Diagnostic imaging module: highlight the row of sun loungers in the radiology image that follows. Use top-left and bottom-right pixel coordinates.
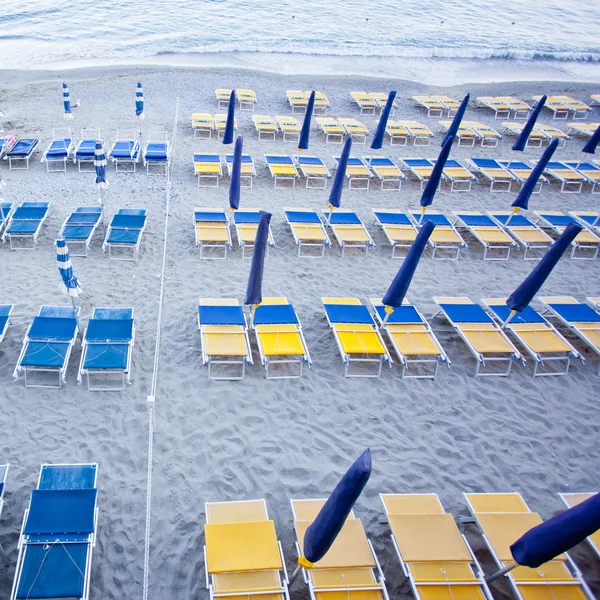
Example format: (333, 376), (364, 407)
(439, 120), (502, 147)
(350, 91), (398, 114)
(286, 90), (330, 113)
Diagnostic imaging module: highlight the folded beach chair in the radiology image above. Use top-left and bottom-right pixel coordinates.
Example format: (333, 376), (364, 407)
(78, 307), (135, 391)
(338, 118), (369, 144)
(307, 90), (330, 114)
(482, 298), (580, 376)
(10, 463), (98, 600)
(333, 156), (373, 190)
(439, 120), (478, 147)
(265, 154), (298, 188)
(371, 210), (418, 258)
(2, 201), (50, 251)
(475, 96), (513, 119)
(534, 211), (600, 259)
(143, 131), (170, 175)
(433, 297), (522, 376)
(567, 122), (600, 138)
(109, 130), (140, 173)
(293, 155), (331, 189)
(102, 208), (147, 261)
(385, 121), (411, 146)
(291, 498), (389, 600)
(275, 115), (301, 141)
(411, 211), (467, 259)
(13, 305), (80, 389)
(564, 162), (600, 193)
(370, 299), (449, 378)
(535, 123), (569, 147)
(0, 202), (13, 236)
(468, 158), (515, 192)
(287, 90), (308, 113)
(203, 499), (289, 600)
(191, 113), (214, 138)
(442, 160), (476, 192)
(251, 298), (311, 378)
(488, 212), (553, 259)
(412, 96), (447, 117)
(371, 92), (398, 114)
(216, 88), (256, 111)
(322, 298), (391, 377)
(224, 153), (256, 187)
(5, 138), (39, 170)
(59, 206), (103, 257)
(233, 209), (275, 259)
(41, 128), (75, 173)
(400, 158), (436, 189)
(569, 211), (600, 234)
(534, 95), (591, 120)
(544, 161), (586, 193)
(0, 135), (16, 159)
(454, 212), (515, 260)
(252, 115), (279, 141)
(380, 493), (492, 600)
(498, 160), (548, 193)
(316, 117), (345, 143)
(193, 153), (222, 187)
(500, 122), (546, 148)
(364, 156), (406, 190)
(214, 114), (238, 140)
(0, 464), (7, 517)
(350, 91), (377, 115)
(559, 494), (600, 558)
(539, 296), (600, 374)
(464, 492), (595, 600)
(194, 209), (232, 259)
(284, 208), (331, 257)
(74, 128), (101, 172)
(463, 121), (502, 147)
(396, 121), (434, 146)
(0, 304), (13, 343)
(197, 299), (253, 379)
(323, 209), (375, 257)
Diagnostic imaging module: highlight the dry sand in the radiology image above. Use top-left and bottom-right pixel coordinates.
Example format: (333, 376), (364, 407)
(0, 66), (599, 600)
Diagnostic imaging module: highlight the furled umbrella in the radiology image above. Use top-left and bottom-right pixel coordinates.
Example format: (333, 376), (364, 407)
(62, 82), (75, 119)
(136, 82), (145, 120)
(94, 141), (108, 218)
(0, 174), (5, 190)
(327, 136), (352, 224)
(507, 94), (547, 166)
(223, 90), (236, 145)
(298, 91), (316, 151)
(244, 211), (271, 325)
(229, 136), (243, 211)
(370, 90), (397, 154)
(441, 93), (470, 147)
(576, 124), (600, 168)
(56, 237), (82, 325)
(418, 135), (454, 223)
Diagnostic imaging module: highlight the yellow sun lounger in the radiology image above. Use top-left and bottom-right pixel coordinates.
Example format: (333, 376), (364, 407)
(193, 153), (223, 187)
(500, 122), (546, 148)
(534, 211), (600, 259)
(462, 121), (502, 147)
(370, 92), (398, 114)
(468, 158), (515, 192)
(380, 493), (492, 600)
(251, 298), (311, 379)
(567, 122), (600, 137)
(559, 494), (600, 558)
(275, 116), (301, 142)
(396, 121), (434, 146)
(534, 123), (569, 148)
(533, 95), (590, 120)
(214, 114), (238, 140)
(253, 115), (279, 141)
(564, 162), (600, 193)
(570, 211), (600, 235)
(216, 88), (257, 111)
(204, 499), (289, 600)
(475, 96), (513, 119)
(497, 96), (532, 119)
(488, 212), (553, 259)
(232, 209), (276, 259)
(192, 113), (214, 138)
(482, 298), (581, 376)
(291, 498), (390, 600)
(439, 120), (478, 147)
(264, 154), (299, 188)
(225, 154), (256, 188)
(306, 91), (330, 114)
(498, 161), (548, 194)
(322, 298), (391, 377)
(433, 297), (522, 376)
(412, 96), (449, 118)
(323, 209), (375, 257)
(351, 92), (378, 115)
(287, 90), (308, 113)
(385, 121), (411, 146)
(441, 160), (477, 192)
(370, 299), (449, 379)
(372, 210), (418, 258)
(333, 156), (373, 190)
(544, 162), (586, 193)
(284, 208), (331, 257)
(432, 95), (461, 115)
(198, 299), (253, 379)
(338, 118), (369, 144)
(293, 156), (332, 189)
(591, 95), (600, 107)
(410, 211), (467, 259)
(464, 492), (594, 600)
(316, 117), (345, 144)
(194, 208), (232, 259)
(454, 212), (516, 260)
(399, 158), (436, 189)
(363, 157), (406, 190)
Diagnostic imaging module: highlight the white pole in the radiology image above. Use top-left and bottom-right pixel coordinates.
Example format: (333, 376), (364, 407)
(501, 310), (516, 329)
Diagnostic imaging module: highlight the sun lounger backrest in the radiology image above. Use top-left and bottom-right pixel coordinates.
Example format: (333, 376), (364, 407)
(546, 303), (600, 323)
(486, 304), (546, 324)
(86, 319), (134, 342)
(373, 305), (424, 324)
(254, 304), (299, 325)
(25, 489), (97, 535)
(373, 212), (412, 225)
(39, 464), (97, 490)
(28, 317), (77, 341)
(323, 304), (374, 324)
(285, 210), (321, 223)
(439, 303), (494, 323)
(325, 212), (362, 225)
(198, 305), (246, 325)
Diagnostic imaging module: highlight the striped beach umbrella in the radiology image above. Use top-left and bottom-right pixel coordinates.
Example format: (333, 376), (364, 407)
(298, 91), (315, 151)
(0, 174), (5, 190)
(94, 141), (107, 212)
(63, 82), (74, 119)
(223, 90), (236, 145)
(56, 237), (82, 299)
(136, 82), (145, 120)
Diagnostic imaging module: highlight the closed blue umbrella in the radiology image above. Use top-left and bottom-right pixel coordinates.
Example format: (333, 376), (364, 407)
(136, 82), (145, 120)
(298, 91), (315, 151)
(370, 91), (397, 151)
(62, 82), (74, 120)
(244, 211), (271, 323)
(56, 237), (81, 324)
(509, 94), (547, 162)
(229, 136), (243, 211)
(292, 449), (371, 583)
(577, 124), (600, 167)
(419, 135), (453, 222)
(223, 90), (236, 145)
(328, 136), (352, 219)
(441, 93), (470, 147)
(94, 141), (107, 215)
(0, 174), (5, 190)
(487, 492), (600, 583)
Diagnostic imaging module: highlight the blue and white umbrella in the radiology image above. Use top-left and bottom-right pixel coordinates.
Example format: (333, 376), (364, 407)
(0, 174), (5, 190)
(136, 82), (145, 120)
(94, 141), (107, 214)
(56, 237), (81, 298)
(63, 82), (74, 119)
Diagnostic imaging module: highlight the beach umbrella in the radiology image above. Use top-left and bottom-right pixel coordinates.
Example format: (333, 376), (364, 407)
(223, 90), (236, 145)
(0, 174), (5, 190)
(244, 211), (271, 324)
(136, 82), (145, 120)
(290, 449), (371, 585)
(56, 237), (81, 324)
(62, 82), (74, 119)
(418, 135), (453, 223)
(441, 93), (470, 147)
(327, 136), (352, 223)
(229, 136), (243, 211)
(94, 141), (107, 216)
(487, 492), (600, 583)
(298, 91), (315, 151)
(370, 91), (397, 151)
(507, 95), (547, 166)
(502, 222), (582, 326)
(576, 124), (600, 167)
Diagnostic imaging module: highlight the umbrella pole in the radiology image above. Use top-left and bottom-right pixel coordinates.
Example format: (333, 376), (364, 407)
(576, 152), (586, 169)
(100, 188), (105, 225)
(288, 564), (302, 586)
(418, 207), (426, 226)
(504, 208), (519, 227)
(70, 297), (79, 329)
(326, 204), (334, 226)
(506, 150), (518, 169)
(381, 305), (394, 328)
(485, 562), (516, 584)
(501, 310), (516, 329)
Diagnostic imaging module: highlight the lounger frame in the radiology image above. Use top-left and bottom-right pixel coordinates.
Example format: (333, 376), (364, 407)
(284, 209), (331, 258)
(2, 202), (50, 251)
(323, 211), (375, 258)
(143, 130), (170, 176)
(0, 305), (13, 343)
(42, 128), (75, 173)
(6, 139), (39, 170)
(293, 156), (331, 190)
(534, 212), (600, 260)
(102, 209), (146, 261)
(110, 130), (141, 173)
(454, 212), (516, 260)
(74, 129), (102, 172)
(488, 212), (553, 260)
(59, 207), (103, 257)
(194, 209), (232, 259)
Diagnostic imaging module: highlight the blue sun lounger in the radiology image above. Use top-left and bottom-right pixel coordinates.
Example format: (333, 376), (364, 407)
(364, 156), (406, 190)
(194, 209), (231, 259)
(5, 138), (39, 170)
(534, 211), (600, 259)
(333, 156), (373, 190)
(371, 210), (418, 258)
(410, 211), (467, 259)
(13, 305), (80, 389)
(2, 201), (50, 250)
(42, 129), (75, 173)
(0, 202), (13, 235)
(78, 308), (135, 391)
(59, 207), (103, 258)
(284, 208), (331, 257)
(399, 158), (437, 190)
(499, 160), (548, 193)
(264, 154), (299, 188)
(233, 209), (275, 259)
(74, 130), (101, 172)
(0, 304), (14, 343)
(143, 132), (170, 176)
(293, 155), (331, 189)
(102, 208), (147, 261)
(564, 162), (600, 194)
(225, 154), (256, 188)
(468, 158), (514, 192)
(454, 211), (516, 260)
(109, 130), (140, 173)
(488, 212), (553, 259)
(322, 209), (375, 257)
(0, 136), (16, 159)
(10, 463), (98, 600)
(0, 464), (8, 517)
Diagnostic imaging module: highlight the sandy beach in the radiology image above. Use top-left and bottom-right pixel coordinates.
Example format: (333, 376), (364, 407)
(0, 65), (599, 600)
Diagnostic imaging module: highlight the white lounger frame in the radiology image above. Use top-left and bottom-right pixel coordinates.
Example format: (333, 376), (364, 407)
(110, 130), (141, 173)
(2, 207), (50, 251)
(285, 209), (331, 258)
(42, 128), (75, 173)
(75, 128), (102, 172)
(534, 212), (600, 260)
(194, 209), (232, 260)
(454, 213), (516, 261)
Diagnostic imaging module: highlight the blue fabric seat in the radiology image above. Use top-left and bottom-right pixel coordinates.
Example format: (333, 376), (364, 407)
(373, 211), (412, 225)
(198, 305), (245, 326)
(324, 304), (375, 325)
(439, 303), (494, 323)
(254, 304), (299, 325)
(285, 210), (321, 224)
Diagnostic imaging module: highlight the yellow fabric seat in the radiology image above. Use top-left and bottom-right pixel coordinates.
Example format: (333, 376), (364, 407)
(386, 124), (410, 136)
(481, 168), (512, 179)
(203, 326), (250, 357)
(301, 165), (329, 175)
(291, 224), (327, 241)
(385, 225), (417, 242)
(346, 166), (370, 176)
(333, 225), (370, 243)
(270, 165), (297, 175)
(214, 571), (283, 592)
(470, 227), (512, 243)
(373, 166), (402, 178)
(196, 223), (230, 242)
(572, 324), (600, 347)
(510, 325), (573, 353)
(195, 163), (221, 174)
(512, 562), (578, 583)
(415, 585), (485, 600)
(466, 493), (529, 513)
(444, 167), (472, 179)
(236, 224), (259, 243)
(409, 563), (479, 583)
(240, 164), (255, 175)
(549, 169), (583, 180)
(381, 494), (444, 515)
(457, 324), (515, 353)
(413, 167), (434, 177)
(310, 568), (377, 588)
(431, 229), (462, 244)
(509, 227), (552, 244)
(206, 500), (267, 523)
(581, 169), (600, 181)
(292, 498), (332, 520)
(333, 324), (386, 355)
(387, 325), (442, 356)
(256, 326), (305, 356)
